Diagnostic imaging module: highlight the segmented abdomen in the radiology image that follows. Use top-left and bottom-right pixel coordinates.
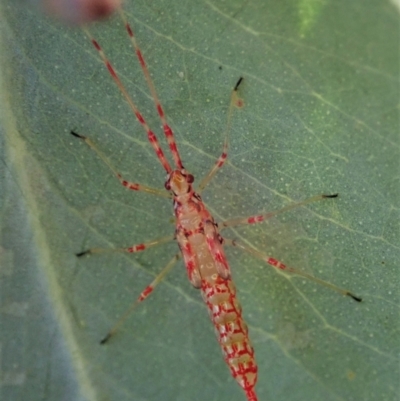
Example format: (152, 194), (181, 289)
(201, 274), (258, 396)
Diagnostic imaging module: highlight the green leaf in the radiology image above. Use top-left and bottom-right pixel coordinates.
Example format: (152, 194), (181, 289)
(1, 1), (398, 401)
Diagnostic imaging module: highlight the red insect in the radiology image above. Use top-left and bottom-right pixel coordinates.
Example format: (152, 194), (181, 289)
(71, 6), (361, 401)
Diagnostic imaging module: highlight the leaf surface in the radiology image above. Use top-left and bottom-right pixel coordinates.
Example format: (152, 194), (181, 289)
(1, 1), (398, 401)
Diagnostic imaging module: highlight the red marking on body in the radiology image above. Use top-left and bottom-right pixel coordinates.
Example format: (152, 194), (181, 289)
(136, 50), (145, 67)
(139, 286), (153, 301)
(206, 237), (214, 251)
(248, 215), (263, 224)
(217, 153), (227, 167)
(92, 39), (101, 51)
(156, 148), (165, 160)
(246, 389), (258, 401)
(126, 23), (133, 37)
(187, 260), (195, 272)
(170, 142), (178, 154)
(164, 125), (173, 137)
(129, 183), (139, 190)
(157, 105), (165, 118)
(105, 62), (117, 79)
(135, 111), (145, 124)
(215, 252), (224, 264)
(268, 257), (286, 270)
(131, 244), (145, 252)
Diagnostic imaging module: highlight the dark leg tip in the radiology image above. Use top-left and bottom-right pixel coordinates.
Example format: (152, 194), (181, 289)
(348, 293), (362, 302)
(76, 250), (90, 257)
(100, 333), (112, 345)
(234, 77), (244, 91)
(323, 193), (339, 198)
(70, 130), (85, 139)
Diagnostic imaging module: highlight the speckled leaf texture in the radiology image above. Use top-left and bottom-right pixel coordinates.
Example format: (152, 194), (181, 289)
(1, 1), (398, 401)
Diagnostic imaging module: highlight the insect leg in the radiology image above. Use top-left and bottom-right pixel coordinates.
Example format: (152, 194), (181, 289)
(70, 131), (171, 198)
(197, 77), (244, 193)
(100, 253), (181, 344)
(220, 194), (338, 229)
(224, 238), (362, 302)
(76, 235), (174, 257)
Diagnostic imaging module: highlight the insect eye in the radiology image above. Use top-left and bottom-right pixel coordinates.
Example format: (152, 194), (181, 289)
(164, 181), (171, 190)
(187, 174), (194, 183)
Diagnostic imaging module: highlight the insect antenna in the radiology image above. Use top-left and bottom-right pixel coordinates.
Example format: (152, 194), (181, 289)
(82, 25), (173, 173)
(117, 8), (184, 170)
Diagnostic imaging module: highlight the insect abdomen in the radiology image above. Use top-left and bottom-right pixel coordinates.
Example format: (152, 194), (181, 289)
(201, 275), (258, 395)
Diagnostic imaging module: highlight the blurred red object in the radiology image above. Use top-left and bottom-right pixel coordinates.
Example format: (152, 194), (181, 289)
(41, 0), (120, 25)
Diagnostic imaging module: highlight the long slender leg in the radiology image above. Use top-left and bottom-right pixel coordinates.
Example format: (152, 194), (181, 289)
(83, 28), (173, 173)
(224, 238), (361, 302)
(220, 194), (338, 230)
(76, 235), (174, 257)
(118, 9), (184, 169)
(197, 77), (244, 193)
(100, 253), (181, 344)
(71, 131), (171, 198)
